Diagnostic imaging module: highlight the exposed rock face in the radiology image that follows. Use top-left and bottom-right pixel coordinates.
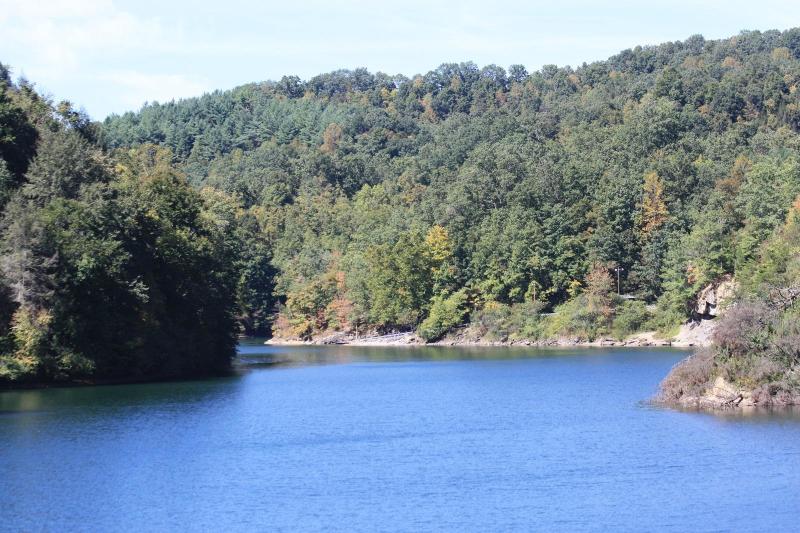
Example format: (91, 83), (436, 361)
(674, 376), (756, 409)
(702, 376), (756, 408)
(672, 318), (716, 347)
(695, 274), (737, 318)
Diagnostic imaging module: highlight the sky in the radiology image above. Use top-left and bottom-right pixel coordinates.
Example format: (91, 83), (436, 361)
(1, 0), (800, 119)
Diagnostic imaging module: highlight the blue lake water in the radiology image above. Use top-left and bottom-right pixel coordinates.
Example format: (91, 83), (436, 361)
(2, 343), (800, 532)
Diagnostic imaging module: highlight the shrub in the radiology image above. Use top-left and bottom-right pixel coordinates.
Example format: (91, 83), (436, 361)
(645, 306), (686, 336)
(468, 300), (546, 341)
(707, 300), (800, 391)
(612, 300), (652, 339)
(418, 289), (469, 342)
(469, 301), (512, 341)
(657, 348), (714, 403)
(712, 299), (776, 360)
(546, 296), (610, 341)
(507, 300), (546, 340)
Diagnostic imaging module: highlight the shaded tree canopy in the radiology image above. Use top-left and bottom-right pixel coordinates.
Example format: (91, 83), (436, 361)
(0, 65), (270, 383)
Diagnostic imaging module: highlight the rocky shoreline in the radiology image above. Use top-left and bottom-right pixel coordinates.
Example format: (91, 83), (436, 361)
(265, 318), (716, 349)
(660, 374), (800, 411)
(656, 349), (800, 411)
(667, 375), (758, 409)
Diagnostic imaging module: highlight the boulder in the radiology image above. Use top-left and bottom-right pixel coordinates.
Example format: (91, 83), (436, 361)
(708, 376), (739, 400)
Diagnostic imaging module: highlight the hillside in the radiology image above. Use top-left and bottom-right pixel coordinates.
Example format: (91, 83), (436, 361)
(101, 29), (800, 345)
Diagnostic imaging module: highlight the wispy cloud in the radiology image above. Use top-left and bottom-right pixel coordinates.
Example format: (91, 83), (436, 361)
(0, 0), (208, 116)
(2, 0), (165, 69)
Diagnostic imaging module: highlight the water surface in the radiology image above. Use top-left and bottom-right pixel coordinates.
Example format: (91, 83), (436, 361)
(2, 343), (799, 531)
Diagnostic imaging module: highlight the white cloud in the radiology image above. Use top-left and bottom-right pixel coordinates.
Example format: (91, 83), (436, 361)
(0, 0), (208, 116)
(1, 0), (166, 68)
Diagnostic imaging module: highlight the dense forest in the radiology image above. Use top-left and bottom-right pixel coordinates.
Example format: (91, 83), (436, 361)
(101, 29), (800, 340)
(3, 28), (800, 386)
(0, 65), (272, 383)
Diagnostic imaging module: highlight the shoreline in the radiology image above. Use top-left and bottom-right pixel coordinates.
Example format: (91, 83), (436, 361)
(2, 322), (713, 391)
(658, 361), (800, 411)
(265, 322), (713, 349)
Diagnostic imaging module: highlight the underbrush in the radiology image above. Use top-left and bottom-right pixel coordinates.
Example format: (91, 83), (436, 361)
(544, 296), (654, 341)
(468, 301), (546, 342)
(543, 297), (604, 341)
(612, 300), (652, 339)
(464, 296), (656, 344)
(657, 348), (715, 403)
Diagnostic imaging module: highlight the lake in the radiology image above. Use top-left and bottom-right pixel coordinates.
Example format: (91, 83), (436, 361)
(2, 343), (800, 532)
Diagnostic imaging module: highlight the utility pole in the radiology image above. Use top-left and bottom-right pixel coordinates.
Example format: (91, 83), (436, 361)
(614, 266), (624, 295)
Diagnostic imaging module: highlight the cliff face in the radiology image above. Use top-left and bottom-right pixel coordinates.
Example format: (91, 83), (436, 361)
(670, 276), (737, 348)
(694, 275), (737, 319)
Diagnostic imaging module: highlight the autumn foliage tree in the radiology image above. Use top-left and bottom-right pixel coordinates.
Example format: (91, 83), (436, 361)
(640, 172), (668, 237)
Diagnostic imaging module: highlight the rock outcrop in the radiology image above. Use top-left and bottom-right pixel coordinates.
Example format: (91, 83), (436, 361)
(675, 376), (756, 409)
(702, 376), (756, 408)
(671, 318), (716, 347)
(668, 276), (736, 347)
(694, 274), (737, 318)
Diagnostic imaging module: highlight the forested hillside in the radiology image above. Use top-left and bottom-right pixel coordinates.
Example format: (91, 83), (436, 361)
(101, 29), (800, 343)
(0, 66), (272, 383)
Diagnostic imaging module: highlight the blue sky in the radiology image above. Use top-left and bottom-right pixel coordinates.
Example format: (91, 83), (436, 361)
(2, 0), (800, 119)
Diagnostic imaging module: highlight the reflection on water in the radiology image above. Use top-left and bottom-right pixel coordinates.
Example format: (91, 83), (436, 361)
(673, 404), (800, 422)
(0, 374), (239, 414)
(238, 340), (800, 423)
(237, 338), (689, 366)
(2, 343), (800, 531)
